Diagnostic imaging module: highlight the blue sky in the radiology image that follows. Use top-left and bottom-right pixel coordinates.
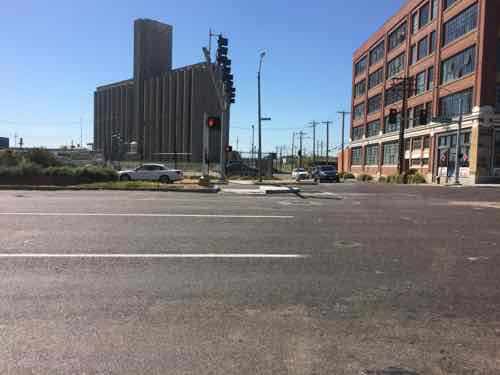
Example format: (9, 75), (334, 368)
(0, 0), (405, 153)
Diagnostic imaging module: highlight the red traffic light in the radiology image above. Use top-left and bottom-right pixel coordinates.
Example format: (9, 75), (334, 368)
(207, 116), (221, 128)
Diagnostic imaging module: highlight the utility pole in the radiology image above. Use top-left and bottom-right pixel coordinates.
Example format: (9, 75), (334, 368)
(337, 112), (350, 173)
(291, 132), (296, 170)
(257, 52), (265, 182)
(236, 136), (239, 152)
(251, 124), (255, 166)
(454, 98), (464, 185)
(14, 133), (18, 149)
(298, 131), (306, 168)
(322, 121), (332, 165)
(392, 77), (413, 175)
(309, 121), (319, 165)
(80, 117), (83, 148)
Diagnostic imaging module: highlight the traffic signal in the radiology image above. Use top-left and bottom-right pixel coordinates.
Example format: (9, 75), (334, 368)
(389, 109), (398, 125)
(225, 145), (233, 152)
(207, 116), (221, 129)
(418, 109), (427, 125)
(216, 34), (236, 105)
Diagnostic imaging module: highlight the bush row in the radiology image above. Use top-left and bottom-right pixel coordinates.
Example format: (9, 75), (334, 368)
(379, 172), (427, 184)
(0, 165), (117, 185)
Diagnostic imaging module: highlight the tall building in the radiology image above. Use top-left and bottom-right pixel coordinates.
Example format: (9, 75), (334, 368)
(0, 137), (9, 149)
(94, 19), (227, 162)
(349, 0), (500, 184)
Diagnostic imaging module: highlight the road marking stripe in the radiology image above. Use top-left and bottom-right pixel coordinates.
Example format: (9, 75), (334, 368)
(0, 253), (308, 259)
(0, 213), (294, 219)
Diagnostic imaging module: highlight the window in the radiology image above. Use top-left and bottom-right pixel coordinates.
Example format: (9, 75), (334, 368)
(423, 135), (431, 149)
(444, 0), (459, 10)
(427, 66), (434, 90)
(443, 4), (478, 46)
(368, 68), (384, 90)
(384, 113), (401, 133)
(388, 23), (407, 51)
(351, 147), (362, 165)
(429, 31), (437, 54)
(366, 121), (381, 137)
(426, 102), (433, 123)
(408, 107), (415, 128)
(385, 83), (403, 106)
(441, 45), (476, 84)
(387, 53), (405, 79)
(431, 0), (438, 20)
(419, 3), (430, 29)
(365, 144), (379, 165)
(496, 85), (500, 112)
(368, 94), (382, 114)
(355, 56), (368, 77)
(415, 71), (426, 96)
(417, 36), (429, 60)
(354, 80), (366, 98)
(413, 137), (423, 151)
(413, 103), (426, 126)
(353, 102), (365, 120)
(352, 126), (364, 140)
(410, 44), (418, 65)
(383, 141), (399, 165)
(412, 13), (419, 34)
(370, 41), (385, 66)
(440, 88), (473, 118)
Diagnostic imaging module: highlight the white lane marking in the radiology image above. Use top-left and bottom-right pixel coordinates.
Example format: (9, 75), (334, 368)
(0, 213), (293, 219)
(0, 253), (308, 259)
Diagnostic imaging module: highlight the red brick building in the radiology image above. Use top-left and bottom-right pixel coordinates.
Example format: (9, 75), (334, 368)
(348, 0), (500, 184)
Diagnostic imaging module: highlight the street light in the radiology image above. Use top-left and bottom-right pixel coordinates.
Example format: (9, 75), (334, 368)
(257, 51), (266, 182)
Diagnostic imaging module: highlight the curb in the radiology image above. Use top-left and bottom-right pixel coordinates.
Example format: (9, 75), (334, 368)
(0, 185), (221, 194)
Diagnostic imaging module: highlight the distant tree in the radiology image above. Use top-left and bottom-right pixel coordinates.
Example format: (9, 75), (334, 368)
(25, 148), (60, 168)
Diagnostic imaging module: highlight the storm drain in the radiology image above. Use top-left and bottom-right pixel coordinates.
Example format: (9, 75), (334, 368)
(362, 368), (419, 375)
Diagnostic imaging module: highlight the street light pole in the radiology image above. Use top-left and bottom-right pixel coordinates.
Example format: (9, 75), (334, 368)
(257, 51), (266, 182)
(251, 124), (255, 166)
(454, 98), (463, 185)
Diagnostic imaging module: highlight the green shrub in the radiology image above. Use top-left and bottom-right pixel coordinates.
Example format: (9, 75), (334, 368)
(407, 172), (427, 184)
(339, 172), (355, 179)
(378, 176), (387, 183)
(25, 149), (60, 168)
(356, 173), (373, 182)
(0, 150), (21, 167)
(46, 165), (117, 183)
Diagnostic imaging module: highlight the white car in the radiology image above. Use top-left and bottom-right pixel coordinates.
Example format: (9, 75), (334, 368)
(292, 168), (309, 180)
(118, 164), (183, 183)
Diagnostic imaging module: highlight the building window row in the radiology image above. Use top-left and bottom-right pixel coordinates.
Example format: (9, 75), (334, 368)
(368, 68), (384, 90)
(384, 113), (401, 134)
(439, 87), (473, 118)
(355, 56), (368, 77)
(444, 0), (460, 11)
(388, 22), (408, 52)
(351, 147), (362, 165)
(443, 3), (478, 46)
(385, 83), (404, 106)
(353, 102), (365, 120)
(383, 141), (399, 165)
(411, 31), (436, 65)
(441, 45), (475, 84)
(354, 80), (366, 98)
(412, 1), (432, 34)
(367, 94), (382, 114)
(408, 102), (433, 127)
(387, 52), (406, 79)
(352, 126), (364, 141)
(366, 120), (381, 138)
(370, 40), (385, 66)
(410, 66), (434, 97)
(365, 144), (379, 165)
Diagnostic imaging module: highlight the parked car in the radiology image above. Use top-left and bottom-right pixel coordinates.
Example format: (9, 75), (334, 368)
(226, 162), (258, 177)
(292, 168), (309, 180)
(118, 163), (183, 183)
(310, 165), (339, 182)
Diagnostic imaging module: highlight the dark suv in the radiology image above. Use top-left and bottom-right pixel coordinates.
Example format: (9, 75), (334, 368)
(311, 165), (339, 183)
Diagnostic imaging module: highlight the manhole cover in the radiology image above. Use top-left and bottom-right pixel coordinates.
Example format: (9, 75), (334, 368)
(362, 368), (419, 375)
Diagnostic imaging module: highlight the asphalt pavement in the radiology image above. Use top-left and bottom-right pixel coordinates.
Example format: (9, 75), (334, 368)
(0, 185), (500, 374)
